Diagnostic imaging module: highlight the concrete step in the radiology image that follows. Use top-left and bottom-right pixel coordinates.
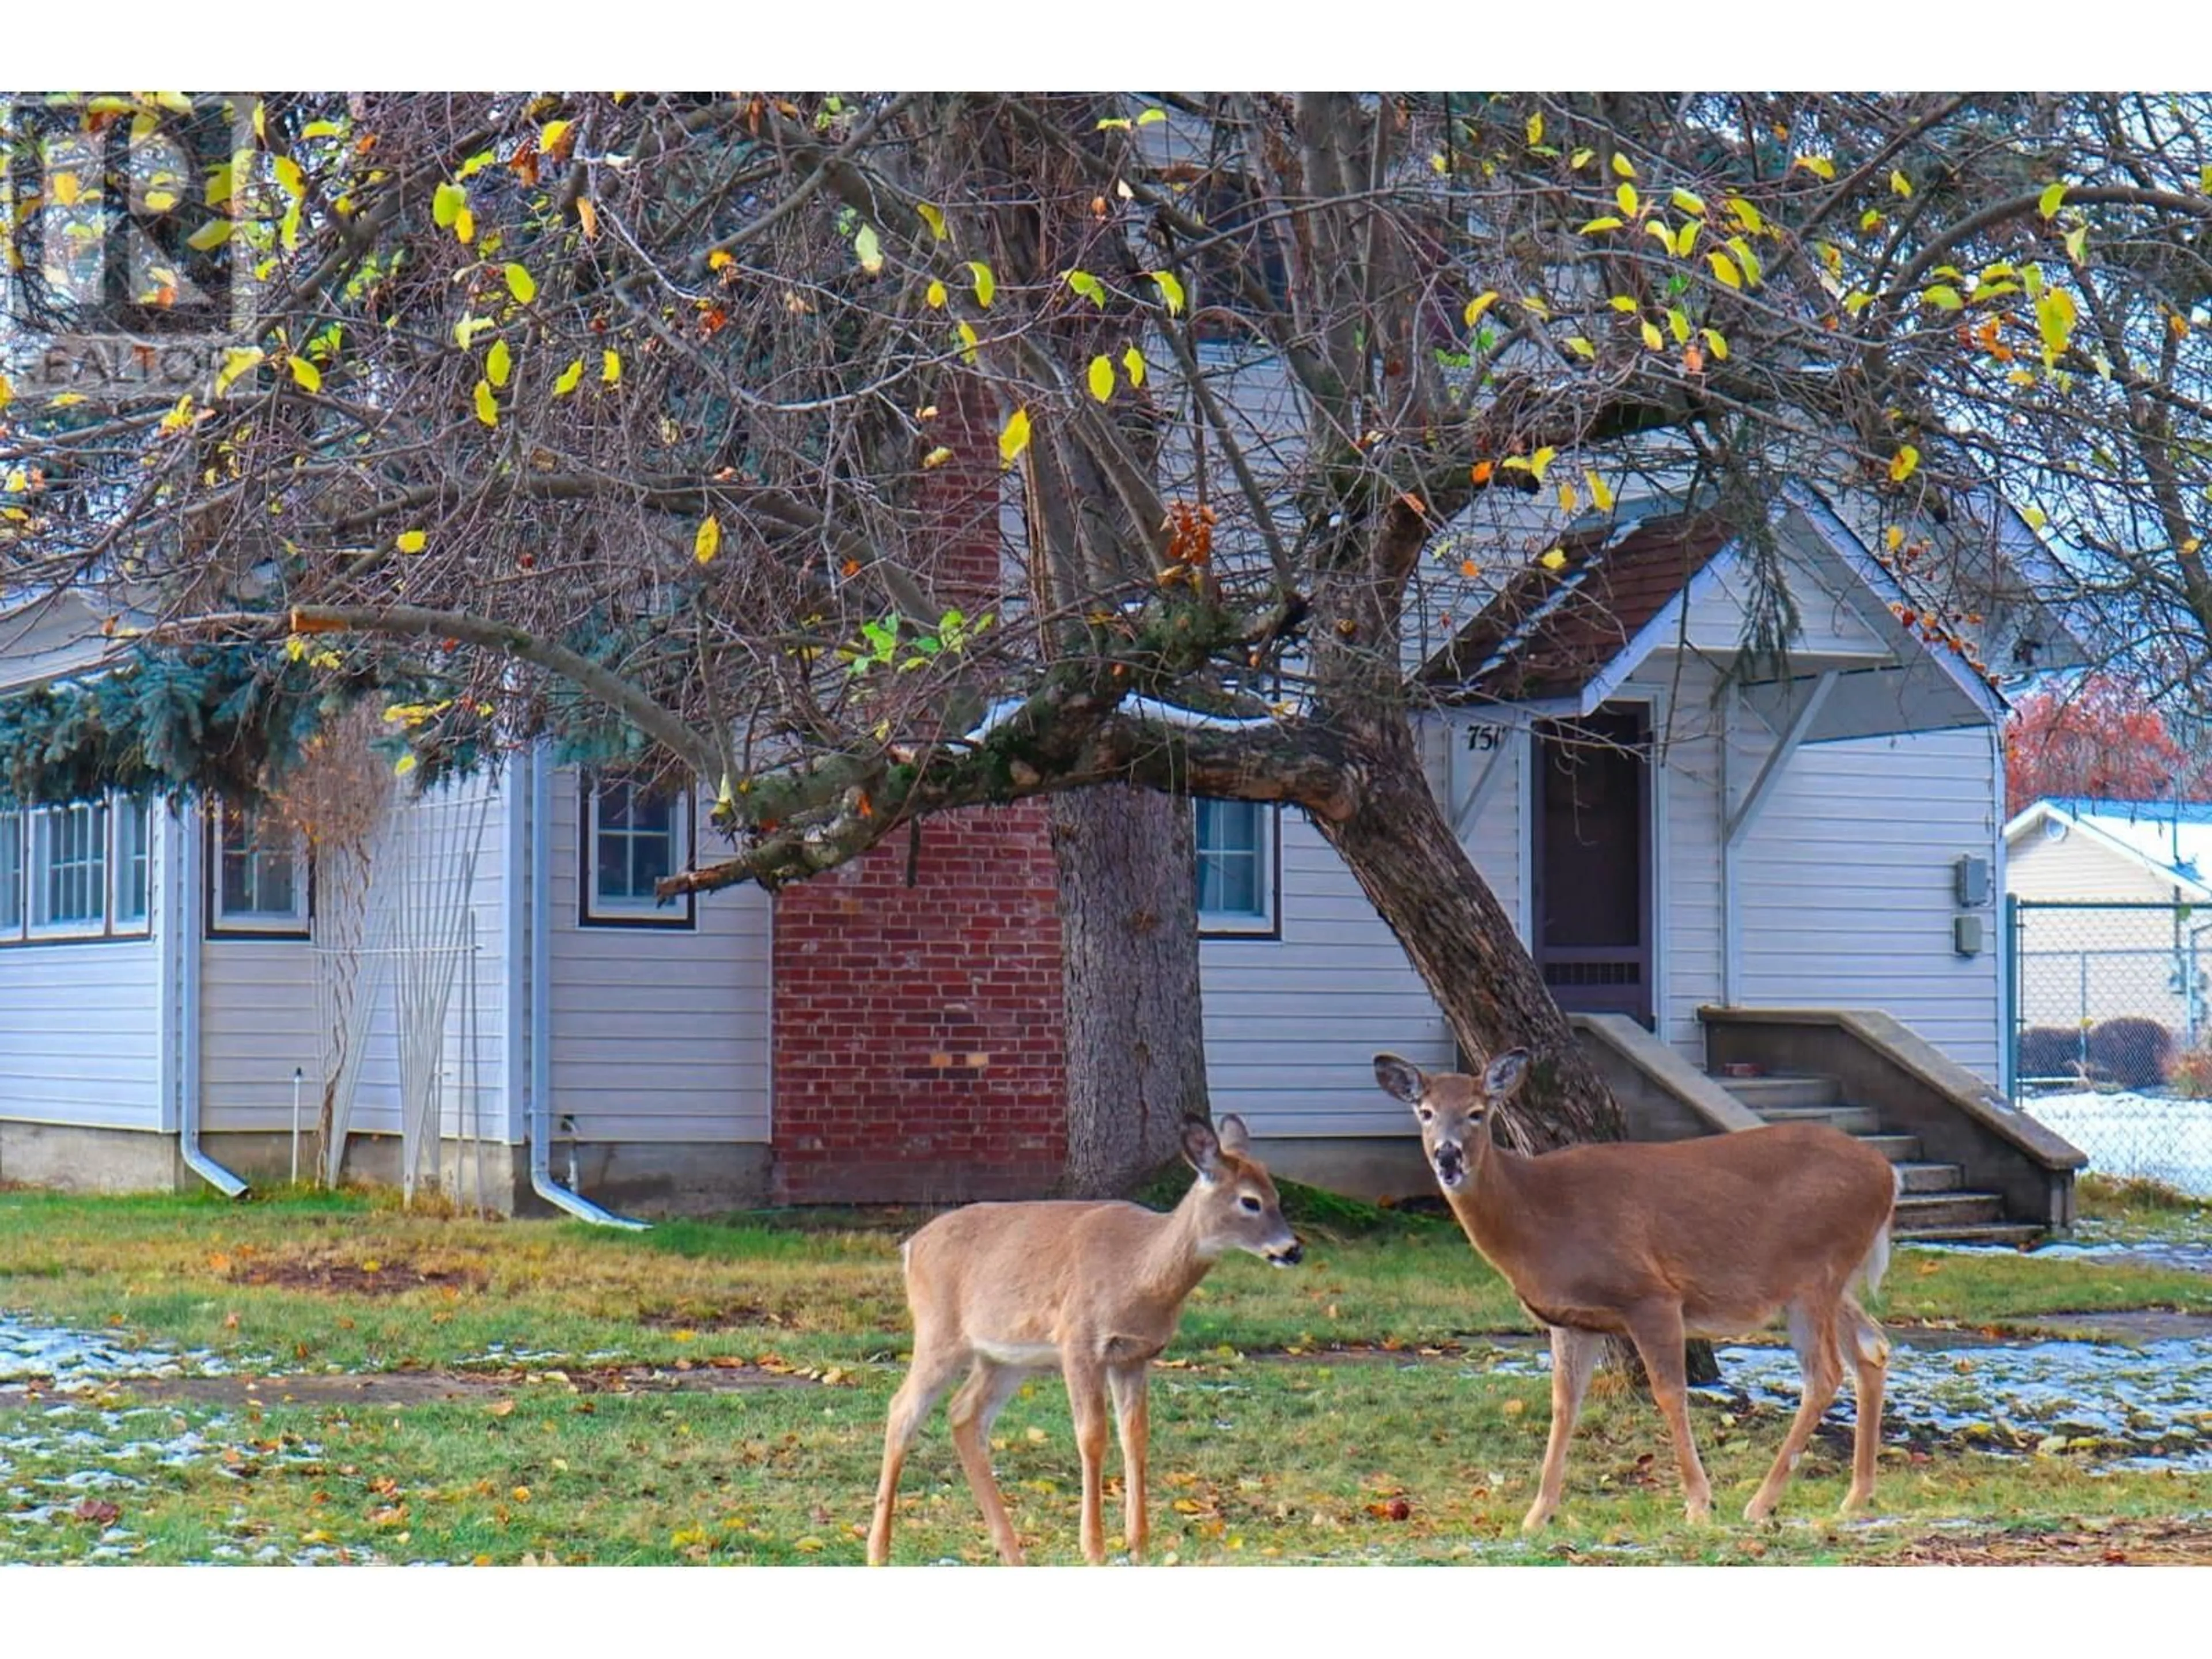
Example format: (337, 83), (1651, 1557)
(1856, 1132), (1925, 1163)
(1754, 1104), (1883, 1136)
(1891, 1222), (2048, 1249)
(1713, 1073), (1842, 1111)
(1893, 1191), (2006, 1231)
(1894, 1161), (1965, 1194)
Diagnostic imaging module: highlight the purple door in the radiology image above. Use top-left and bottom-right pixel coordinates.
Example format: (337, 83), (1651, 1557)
(1531, 703), (1654, 1028)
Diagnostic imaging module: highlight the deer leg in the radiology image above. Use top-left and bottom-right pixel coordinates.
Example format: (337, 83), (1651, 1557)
(1522, 1325), (1605, 1532)
(1839, 1295), (1890, 1514)
(1107, 1362), (1152, 1560)
(1745, 1297), (1846, 1524)
(1624, 1302), (1713, 1525)
(868, 1339), (969, 1566)
(946, 1359), (1029, 1566)
(1062, 1354), (1113, 1565)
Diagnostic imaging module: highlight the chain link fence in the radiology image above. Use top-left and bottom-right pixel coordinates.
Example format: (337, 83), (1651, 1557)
(2009, 898), (2212, 1195)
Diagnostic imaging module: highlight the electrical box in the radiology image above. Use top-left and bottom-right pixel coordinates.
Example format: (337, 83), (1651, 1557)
(1954, 914), (1984, 957)
(1953, 854), (1991, 908)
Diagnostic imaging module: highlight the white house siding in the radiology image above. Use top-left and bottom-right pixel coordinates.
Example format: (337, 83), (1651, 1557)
(2006, 825), (2202, 1039)
(544, 768), (771, 1144)
(1731, 721), (2004, 1079)
(1643, 668), (1728, 1060)
(200, 768), (512, 1141)
(2006, 823), (2191, 903)
(0, 842), (166, 1132)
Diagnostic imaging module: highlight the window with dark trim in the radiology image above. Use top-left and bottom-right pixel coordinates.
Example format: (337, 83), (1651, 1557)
(1194, 798), (1278, 936)
(209, 800), (310, 935)
(582, 778), (696, 928)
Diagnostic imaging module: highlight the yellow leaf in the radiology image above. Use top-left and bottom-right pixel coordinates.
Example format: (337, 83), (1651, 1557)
(1149, 270), (1185, 316)
(1727, 196), (1765, 235)
(214, 347), (263, 396)
(274, 155), (305, 200)
(1885, 525), (1905, 552)
(854, 225), (883, 275)
(486, 338), (512, 388)
(1673, 221), (1699, 259)
(503, 263), (537, 304)
(1890, 169), (1913, 199)
(968, 261), (997, 308)
(1464, 290), (1499, 325)
(1539, 547), (1568, 570)
(2022, 505), (2048, 530)
(1527, 112), (1543, 146)
(1924, 285), (1964, 310)
(1616, 181), (1639, 217)
(708, 248), (734, 272)
(922, 446), (954, 469)
(1670, 187), (1707, 217)
(1640, 319), (1664, 351)
(397, 529), (427, 554)
(1558, 481), (1578, 513)
(474, 378), (498, 427)
(1578, 217), (1624, 235)
(1700, 327), (1729, 361)
(1727, 237), (1763, 287)
(1066, 269), (1106, 307)
(1706, 251), (1742, 289)
(1889, 444), (1920, 483)
(916, 201), (948, 241)
(1666, 307), (1691, 344)
(395, 753), (418, 778)
(286, 355), (321, 393)
(1608, 294), (1639, 312)
(540, 118), (573, 156)
(553, 358), (583, 397)
(1586, 470), (1615, 512)
(1136, 107), (1166, 126)
(1795, 154), (1836, 180)
(926, 278), (947, 309)
(601, 349), (622, 386)
(1611, 152), (1636, 180)
(998, 407), (1031, 469)
(1123, 346), (1146, 388)
(1088, 354), (1115, 402)
(956, 320), (979, 366)
(1565, 336), (1596, 359)
(695, 515), (722, 565)
(576, 199), (597, 240)
(1520, 294), (1552, 321)
(1527, 446), (1556, 483)
(1570, 147), (1594, 168)
(2039, 181), (2068, 220)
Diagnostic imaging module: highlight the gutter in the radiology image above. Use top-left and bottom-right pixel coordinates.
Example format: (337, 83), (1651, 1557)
(525, 742), (647, 1230)
(176, 803), (248, 1198)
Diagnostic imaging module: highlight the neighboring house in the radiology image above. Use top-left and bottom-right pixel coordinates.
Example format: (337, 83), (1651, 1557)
(1, 477), (2075, 1221)
(2004, 796), (2212, 1055)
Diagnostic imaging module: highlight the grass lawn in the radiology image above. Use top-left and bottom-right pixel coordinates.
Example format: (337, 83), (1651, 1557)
(4, 1178), (2210, 1566)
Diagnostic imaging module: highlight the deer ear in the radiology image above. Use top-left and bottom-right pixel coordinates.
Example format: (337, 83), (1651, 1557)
(1180, 1119), (1225, 1179)
(1484, 1047), (1532, 1101)
(1214, 1113), (1251, 1157)
(1373, 1052), (1426, 1105)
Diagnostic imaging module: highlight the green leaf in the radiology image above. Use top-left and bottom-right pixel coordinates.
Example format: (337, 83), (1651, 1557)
(186, 219), (233, 252)
(2039, 181), (2069, 219)
(552, 358), (583, 397)
(1088, 354), (1115, 402)
(433, 181), (467, 229)
(854, 224), (884, 275)
(968, 261), (996, 308)
(1137, 107), (1168, 126)
(486, 338), (512, 388)
(1924, 285), (1964, 310)
(998, 407), (1031, 469)
(286, 355), (321, 393)
(1149, 270), (1185, 316)
(1066, 269), (1107, 308)
(503, 263), (537, 304)
(473, 378), (498, 427)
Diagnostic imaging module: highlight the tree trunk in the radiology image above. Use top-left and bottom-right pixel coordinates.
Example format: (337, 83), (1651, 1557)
(1050, 783), (1212, 1196)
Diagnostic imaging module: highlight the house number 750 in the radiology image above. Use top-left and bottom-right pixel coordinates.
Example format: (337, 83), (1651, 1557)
(1465, 726), (1502, 752)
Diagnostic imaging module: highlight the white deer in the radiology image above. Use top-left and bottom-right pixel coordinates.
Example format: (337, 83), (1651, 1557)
(867, 1115), (1302, 1566)
(1374, 1047), (1897, 1529)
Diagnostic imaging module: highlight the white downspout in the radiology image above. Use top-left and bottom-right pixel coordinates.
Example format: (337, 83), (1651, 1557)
(177, 802), (247, 1198)
(525, 743), (646, 1230)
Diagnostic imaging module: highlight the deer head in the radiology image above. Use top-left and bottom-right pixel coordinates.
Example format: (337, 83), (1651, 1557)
(1373, 1048), (1530, 1191)
(1181, 1115), (1303, 1266)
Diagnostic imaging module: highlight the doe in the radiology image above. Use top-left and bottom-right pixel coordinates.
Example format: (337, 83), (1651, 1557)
(867, 1115), (1302, 1566)
(1374, 1047), (1897, 1529)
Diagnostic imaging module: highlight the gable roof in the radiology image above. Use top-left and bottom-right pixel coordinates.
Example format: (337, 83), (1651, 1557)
(2004, 796), (2212, 899)
(1419, 509), (1737, 703)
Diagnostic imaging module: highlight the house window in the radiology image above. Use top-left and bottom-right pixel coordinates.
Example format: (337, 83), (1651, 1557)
(113, 797), (151, 927)
(0, 812), (20, 934)
(583, 778), (695, 927)
(29, 802), (108, 937)
(1195, 798), (1277, 935)
(210, 801), (310, 934)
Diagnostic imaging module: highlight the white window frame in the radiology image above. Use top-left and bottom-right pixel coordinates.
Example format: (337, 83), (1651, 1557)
(1194, 797), (1278, 937)
(112, 794), (152, 929)
(0, 810), (22, 938)
(208, 800), (311, 936)
(582, 777), (696, 929)
(26, 801), (111, 940)
(0, 794), (156, 945)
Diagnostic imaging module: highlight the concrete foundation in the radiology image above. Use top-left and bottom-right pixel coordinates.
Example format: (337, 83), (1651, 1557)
(1253, 1135), (1431, 1203)
(0, 1120), (182, 1194)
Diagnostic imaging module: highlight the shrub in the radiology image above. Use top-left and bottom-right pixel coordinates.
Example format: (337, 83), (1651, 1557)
(2167, 1041), (2212, 1100)
(2017, 1025), (2087, 1081)
(2085, 1017), (2175, 1092)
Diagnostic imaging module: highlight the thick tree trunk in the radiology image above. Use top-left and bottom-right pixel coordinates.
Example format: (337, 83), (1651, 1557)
(1050, 783), (1212, 1196)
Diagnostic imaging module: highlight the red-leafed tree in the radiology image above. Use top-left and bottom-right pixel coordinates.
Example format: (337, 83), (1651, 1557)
(2005, 676), (2212, 818)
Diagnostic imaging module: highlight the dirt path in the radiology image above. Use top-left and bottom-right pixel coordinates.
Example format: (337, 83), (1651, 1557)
(1887, 1517), (2212, 1564)
(1, 1358), (828, 1408)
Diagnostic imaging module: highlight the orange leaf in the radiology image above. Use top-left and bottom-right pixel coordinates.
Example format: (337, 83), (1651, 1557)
(1471, 460), (1495, 484)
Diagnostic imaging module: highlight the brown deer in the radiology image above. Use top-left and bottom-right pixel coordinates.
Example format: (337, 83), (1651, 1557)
(866, 1115), (1302, 1566)
(1373, 1047), (1897, 1529)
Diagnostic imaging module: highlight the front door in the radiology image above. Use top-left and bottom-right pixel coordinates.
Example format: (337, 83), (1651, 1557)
(1531, 703), (1654, 1027)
